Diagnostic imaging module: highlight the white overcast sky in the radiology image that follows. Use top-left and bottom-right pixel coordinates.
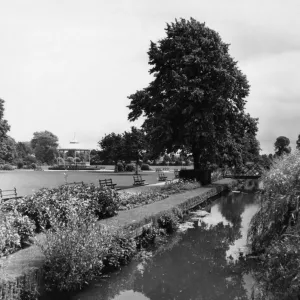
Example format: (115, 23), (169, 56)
(0, 0), (299, 154)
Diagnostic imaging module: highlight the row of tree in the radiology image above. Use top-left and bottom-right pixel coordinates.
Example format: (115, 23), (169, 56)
(1, 18), (262, 171)
(0, 98), (59, 166)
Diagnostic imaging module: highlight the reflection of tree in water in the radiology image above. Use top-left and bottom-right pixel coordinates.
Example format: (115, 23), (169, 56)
(219, 193), (256, 227)
(131, 222), (248, 300)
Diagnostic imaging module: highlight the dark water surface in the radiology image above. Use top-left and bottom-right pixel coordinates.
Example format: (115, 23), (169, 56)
(64, 191), (259, 300)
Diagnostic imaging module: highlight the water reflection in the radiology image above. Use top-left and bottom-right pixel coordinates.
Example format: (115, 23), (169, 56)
(68, 192), (259, 300)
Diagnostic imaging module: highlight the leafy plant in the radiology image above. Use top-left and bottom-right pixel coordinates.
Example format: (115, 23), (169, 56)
(0, 211), (35, 257)
(141, 163), (150, 170)
(125, 163), (136, 172)
(157, 211), (179, 233)
(40, 214), (110, 292)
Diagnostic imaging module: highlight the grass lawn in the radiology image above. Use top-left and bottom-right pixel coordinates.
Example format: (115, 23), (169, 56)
(0, 165), (192, 197)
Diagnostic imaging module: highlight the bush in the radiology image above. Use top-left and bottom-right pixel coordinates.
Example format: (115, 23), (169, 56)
(118, 190), (169, 210)
(136, 226), (158, 249)
(179, 169), (211, 185)
(141, 163), (150, 171)
(102, 232), (137, 272)
(211, 169), (224, 182)
(116, 162), (124, 172)
(247, 150), (300, 299)
(40, 214), (111, 292)
(125, 163), (136, 172)
(0, 164), (14, 170)
(157, 211), (179, 233)
(16, 160), (24, 169)
(0, 212), (35, 257)
(160, 180), (201, 194)
(2, 184), (119, 232)
(31, 163), (37, 169)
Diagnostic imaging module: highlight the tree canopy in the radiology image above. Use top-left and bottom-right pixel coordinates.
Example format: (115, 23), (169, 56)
(274, 136), (291, 156)
(128, 18), (258, 169)
(296, 134), (300, 150)
(31, 131), (59, 164)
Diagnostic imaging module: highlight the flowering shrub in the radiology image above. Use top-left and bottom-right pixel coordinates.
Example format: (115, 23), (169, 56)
(261, 151), (300, 195)
(0, 211), (35, 257)
(211, 169), (224, 182)
(160, 180), (201, 194)
(157, 211), (179, 233)
(40, 213), (112, 292)
(1, 184), (119, 233)
(118, 190), (169, 210)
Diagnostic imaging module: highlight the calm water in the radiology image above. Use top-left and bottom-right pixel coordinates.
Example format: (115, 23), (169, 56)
(60, 191), (259, 300)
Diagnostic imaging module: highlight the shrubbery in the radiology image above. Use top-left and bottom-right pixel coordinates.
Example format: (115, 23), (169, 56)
(0, 211), (35, 257)
(125, 163), (136, 172)
(41, 213), (111, 292)
(248, 151), (300, 299)
(116, 162), (124, 172)
(1, 184), (120, 233)
(157, 210), (179, 233)
(0, 164), (15, 170)
(141, 163), (150, 170)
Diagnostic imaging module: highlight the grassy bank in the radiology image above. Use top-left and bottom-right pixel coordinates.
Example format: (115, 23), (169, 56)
(247, 151), (300, 299)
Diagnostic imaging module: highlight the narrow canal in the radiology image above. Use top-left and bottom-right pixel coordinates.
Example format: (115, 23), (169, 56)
(48, 191), (260, 300)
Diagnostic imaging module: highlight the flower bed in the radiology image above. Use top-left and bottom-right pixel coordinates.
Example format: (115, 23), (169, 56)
(0, 180), (202, 258)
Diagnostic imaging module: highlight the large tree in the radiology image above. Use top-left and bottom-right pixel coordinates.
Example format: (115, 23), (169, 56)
(98, 133), (124, 172)
(31, 131), (59, 164)
(128, 18), (257, 170)
(123, 127), (148, 174)
(274, 136), (291, 157)
(0, 98), (11, 163)
(296, 134), (300, 150)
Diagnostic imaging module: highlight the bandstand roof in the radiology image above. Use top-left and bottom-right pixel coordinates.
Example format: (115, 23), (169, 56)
(58, 136), (91, 151)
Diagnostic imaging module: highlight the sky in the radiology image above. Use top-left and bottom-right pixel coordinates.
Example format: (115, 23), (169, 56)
(0, 0), (299, 154)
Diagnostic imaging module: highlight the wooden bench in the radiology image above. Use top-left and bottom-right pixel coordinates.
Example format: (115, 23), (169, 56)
(99, 179), (119, 190)
(158, 172), (168, 181)
(0, 188), (22, 203)
(133, 175), (147, 186)
(163, 167), (170, 171)
(155, 168), (162, 172)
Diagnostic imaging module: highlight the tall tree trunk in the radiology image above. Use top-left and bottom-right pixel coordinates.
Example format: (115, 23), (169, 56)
(193, 151), (201, 170)
(135, 158), (139, 174)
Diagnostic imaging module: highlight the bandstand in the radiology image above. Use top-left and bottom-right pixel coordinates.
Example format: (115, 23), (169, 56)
(57, 136), (91, 167)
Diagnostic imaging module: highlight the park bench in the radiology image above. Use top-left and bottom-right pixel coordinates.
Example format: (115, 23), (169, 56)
(99, 179), (119, 190)
(155, 168), (162, 172)
(158, 172), (168, 181)
(133, 175), (147, 186)
(163, 167), (170, 171)
(0, 188), (22, 203)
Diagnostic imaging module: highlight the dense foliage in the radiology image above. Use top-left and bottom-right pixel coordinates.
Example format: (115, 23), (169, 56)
(128, 18), (259, 169)
(0, 211), (35, 257)
(31, 131), (59, 165)
(248, 151), (300, 299)
(274, 136), (291, 157)
(1, 184), (120, 235)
